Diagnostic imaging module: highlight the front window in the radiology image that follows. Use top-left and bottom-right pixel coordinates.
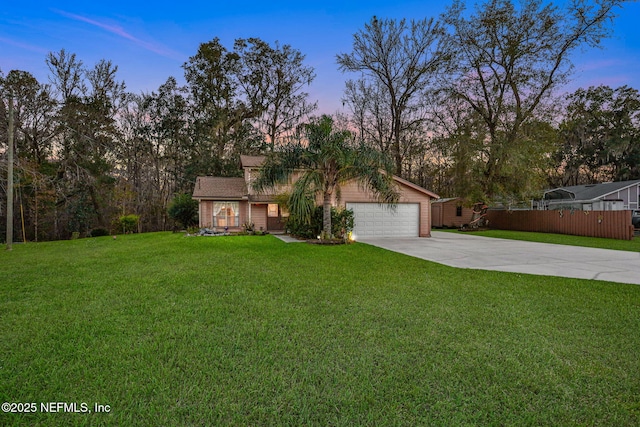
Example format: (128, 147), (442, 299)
(268, 204), (279, 217)
(213, 202), (239, 227)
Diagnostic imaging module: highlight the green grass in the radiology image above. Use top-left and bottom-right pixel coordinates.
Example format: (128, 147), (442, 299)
(440, 229), (640, 252)
(1, 233), (639, 426)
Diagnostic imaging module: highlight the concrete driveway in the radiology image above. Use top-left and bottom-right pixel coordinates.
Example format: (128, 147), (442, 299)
(359, 231), (640, 285)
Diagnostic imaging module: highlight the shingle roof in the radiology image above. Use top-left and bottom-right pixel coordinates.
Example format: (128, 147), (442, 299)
(240, 155), (265, 168)
(544, 180), (640, 201)
(192, 177), (247, 199)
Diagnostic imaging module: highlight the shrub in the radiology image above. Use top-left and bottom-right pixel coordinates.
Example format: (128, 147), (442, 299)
(90, 228), (110, 237)
(242, 221), (255, 234)
(119, 214), (140, 234)
(168, 194), (198, 229)
(286, 206), (354, 239)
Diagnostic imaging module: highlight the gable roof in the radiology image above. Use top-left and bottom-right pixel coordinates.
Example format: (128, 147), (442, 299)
(391, 175), (439, 199)
(544, 180), (640, 201)
(192, 177), (247, 199)
(240, 155), (265, 168)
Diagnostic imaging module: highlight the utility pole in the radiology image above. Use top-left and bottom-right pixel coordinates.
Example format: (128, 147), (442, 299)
(6, 93), (14, 250)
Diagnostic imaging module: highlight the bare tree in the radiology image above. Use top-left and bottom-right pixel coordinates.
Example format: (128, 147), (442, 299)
(235, 38), (317, 148)
(337, 16), (448, 177)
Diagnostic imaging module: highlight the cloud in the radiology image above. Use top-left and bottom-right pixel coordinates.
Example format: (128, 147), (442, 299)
(577, 59), (621, 73)
(52, 9), (183, 60)
(0, 36), (49, 54)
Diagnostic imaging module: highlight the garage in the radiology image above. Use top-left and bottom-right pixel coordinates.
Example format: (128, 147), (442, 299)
(346, 203), (420, 237)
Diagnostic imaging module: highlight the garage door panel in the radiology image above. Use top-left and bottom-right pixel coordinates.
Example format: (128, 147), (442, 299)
(347, 203), (419, 237)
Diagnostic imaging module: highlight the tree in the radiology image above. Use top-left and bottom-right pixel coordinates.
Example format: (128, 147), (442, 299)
(555, 85), (640, 185)
(1, 70), (57, 164)
(167, 193), (198, 229)
(251, 115), (399, 238)
(183, 37), (315, 177)
(235, 38), (317, 148)
(337, 16), (448, 177)
(440, 0), (624, 200)
(46, 49), (126, 237)
(0, 70), (58, 241)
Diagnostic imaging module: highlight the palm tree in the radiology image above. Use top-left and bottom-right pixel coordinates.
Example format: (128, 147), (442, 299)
(252, 115), (399, 238)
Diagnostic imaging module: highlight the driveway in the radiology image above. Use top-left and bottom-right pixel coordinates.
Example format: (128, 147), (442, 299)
(359, 231), (640, 285)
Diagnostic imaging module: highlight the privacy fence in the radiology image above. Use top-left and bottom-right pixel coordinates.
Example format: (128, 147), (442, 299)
(486, 209), (634, 240)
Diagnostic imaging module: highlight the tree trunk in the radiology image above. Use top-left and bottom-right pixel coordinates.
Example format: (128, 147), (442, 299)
(322, 192), (332, 239)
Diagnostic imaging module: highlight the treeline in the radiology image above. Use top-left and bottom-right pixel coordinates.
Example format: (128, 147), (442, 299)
(1, 0), (637, 242)
(0, 38), (316, 241)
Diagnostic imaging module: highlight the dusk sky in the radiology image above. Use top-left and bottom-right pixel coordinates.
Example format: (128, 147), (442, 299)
(2, 0), (639, 113)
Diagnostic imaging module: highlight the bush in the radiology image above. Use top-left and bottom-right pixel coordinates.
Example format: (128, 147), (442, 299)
(168, 194), (198, 229)
(286, 206), (354, 239)
(119, 214), (140, 234)
(90, 228), (110, 237)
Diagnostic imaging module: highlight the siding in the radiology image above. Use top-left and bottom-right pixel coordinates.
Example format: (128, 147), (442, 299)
(199, 201), (213, 228)
(432, 200), (475, 228)
(250, 204), (268, 232)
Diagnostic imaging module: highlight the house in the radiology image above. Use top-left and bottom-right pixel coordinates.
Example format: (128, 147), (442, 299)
(192, 155), (439, 237)
(431, 198), (476, 228)
(541, 180), (640, 211)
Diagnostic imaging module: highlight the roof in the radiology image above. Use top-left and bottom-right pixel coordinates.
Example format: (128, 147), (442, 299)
(544, 180), (640, 201)
(392, 175), (439, 199)
(431, 197), (460, 204)
(195, 155), (439, 201)
(192, 177), (247, 199)
(240, 155), (265, 168)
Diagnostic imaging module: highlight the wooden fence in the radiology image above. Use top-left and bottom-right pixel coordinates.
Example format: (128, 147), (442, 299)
(486, 209), (634, 240)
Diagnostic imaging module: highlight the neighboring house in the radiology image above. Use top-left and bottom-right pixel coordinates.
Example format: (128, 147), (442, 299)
(192, 155), (439, 237)
(431, 198), (475, 228)
(540, 180), (640, 211)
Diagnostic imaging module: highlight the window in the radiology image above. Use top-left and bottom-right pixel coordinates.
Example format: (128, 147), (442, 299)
(268, 204), (279, 218)
(213, 202), (239, 227)
(456, 206), (463, 217)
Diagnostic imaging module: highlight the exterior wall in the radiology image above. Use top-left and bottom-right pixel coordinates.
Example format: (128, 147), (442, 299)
(486, 209), (634, 240)
(199, 201), (213, 228)
(245, 167), (300, 197)
(250, 204), (268, 232)
(337, 180), (433, 237)
(607, 184), (640, 210)
(432, 200), (475, 228)
(198, 200), (247, 230)
(432, 203), (443, 228)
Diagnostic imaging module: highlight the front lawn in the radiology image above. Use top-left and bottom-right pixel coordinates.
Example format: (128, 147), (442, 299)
(1, 233), (639, 425)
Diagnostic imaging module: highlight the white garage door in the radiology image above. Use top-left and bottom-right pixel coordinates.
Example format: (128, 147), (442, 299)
(346, 203), (419, 237)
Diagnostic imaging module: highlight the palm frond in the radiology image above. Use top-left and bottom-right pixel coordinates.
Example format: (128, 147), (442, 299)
(288, 171), (322, 223)
(251, 143), (306, 193)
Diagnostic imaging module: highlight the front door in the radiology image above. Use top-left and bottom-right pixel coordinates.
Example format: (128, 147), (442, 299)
(267, 203), (286, 231)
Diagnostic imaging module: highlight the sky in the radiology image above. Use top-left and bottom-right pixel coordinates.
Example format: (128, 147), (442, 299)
(1, 0), (640, 114)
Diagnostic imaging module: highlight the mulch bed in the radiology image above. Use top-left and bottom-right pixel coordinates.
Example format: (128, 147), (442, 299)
(305, 239), (349, 245)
